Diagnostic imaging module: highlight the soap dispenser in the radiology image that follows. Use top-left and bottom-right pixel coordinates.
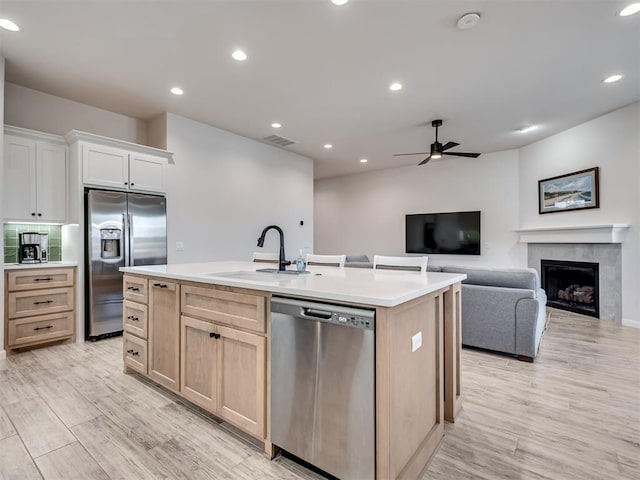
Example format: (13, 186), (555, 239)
(295, 250), (307, 273)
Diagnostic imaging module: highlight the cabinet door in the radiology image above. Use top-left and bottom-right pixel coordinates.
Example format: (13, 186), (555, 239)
(3, 134), (37, 221)
(82, 143), (129, 189)
(217, 325), (266, 438)
(129, 153), (166, 193)
(148, 280), (180, 391)
(36, 142), (67, 222)
(180, 316), (218, 412)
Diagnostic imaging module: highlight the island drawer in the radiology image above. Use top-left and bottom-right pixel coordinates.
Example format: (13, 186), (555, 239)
(124, 275), (148, 304)
(124, 333), (148, 374)
(181, 285), (267, 333)
(124, 300), (148, 339)
(8, 287), (74, 319)
(7, 268), (74, 292)
(7, 311), (74, 348)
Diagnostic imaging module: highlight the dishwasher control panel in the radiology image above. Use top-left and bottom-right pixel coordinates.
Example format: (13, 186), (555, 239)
(335, 314), (373, 330)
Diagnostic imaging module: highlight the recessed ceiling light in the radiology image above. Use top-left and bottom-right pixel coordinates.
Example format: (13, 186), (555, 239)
(516, 125), (538, 134)
(232, 50), (248, 61)
(457, 12), (481, 30)
(603, 74), (623, 84)
(170, 87), (184, 96)
(271, 122), (282, 129)
(360, 158), (368, 163)
(0, 19), (19, 31)
(389, 82), (403, 91)
(331, 0), (349, 6)
(324, 144), (333, 149)
(620, 3), (640, 16)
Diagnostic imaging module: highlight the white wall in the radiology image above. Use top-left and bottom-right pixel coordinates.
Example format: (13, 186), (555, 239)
(519, 102), (640, 323)
(165, 113), (314, 263)
(0, 58), (5, 359)
(315, 150), (524, 268)
(4, 83), (147, 143)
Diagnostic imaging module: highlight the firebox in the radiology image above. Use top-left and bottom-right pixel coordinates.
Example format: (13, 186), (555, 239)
(541, 259), (599, 318)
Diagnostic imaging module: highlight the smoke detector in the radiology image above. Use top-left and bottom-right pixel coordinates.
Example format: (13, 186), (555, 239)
(457, 12), (481, 30)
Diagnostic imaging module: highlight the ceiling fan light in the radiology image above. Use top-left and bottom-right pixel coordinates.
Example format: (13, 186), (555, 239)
(430, 142), (443, 159)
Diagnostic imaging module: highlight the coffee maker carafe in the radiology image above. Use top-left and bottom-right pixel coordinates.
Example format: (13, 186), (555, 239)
(18, 232), (48, 264)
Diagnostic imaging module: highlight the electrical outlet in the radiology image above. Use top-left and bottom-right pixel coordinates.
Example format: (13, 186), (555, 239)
(175, 241), (184, 252)
(412, 332), (422, 352)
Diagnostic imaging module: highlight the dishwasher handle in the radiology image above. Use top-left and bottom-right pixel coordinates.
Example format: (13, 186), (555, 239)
(301, 308), (333, 320)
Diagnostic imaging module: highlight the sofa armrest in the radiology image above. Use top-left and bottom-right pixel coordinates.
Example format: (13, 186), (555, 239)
(515, 296), (546, 358)
(461, 285), (535, 354)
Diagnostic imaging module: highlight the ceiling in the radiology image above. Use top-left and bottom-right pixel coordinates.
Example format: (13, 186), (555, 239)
(0, 1), (638, 179)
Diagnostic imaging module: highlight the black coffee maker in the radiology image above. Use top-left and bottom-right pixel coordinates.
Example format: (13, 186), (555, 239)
(18, 232), (48, 264)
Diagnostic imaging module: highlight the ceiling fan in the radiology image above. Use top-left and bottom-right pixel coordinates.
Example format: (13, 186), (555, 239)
(393, 119), (481, 166)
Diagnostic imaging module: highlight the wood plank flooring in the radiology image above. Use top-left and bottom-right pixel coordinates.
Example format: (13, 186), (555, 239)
(0, 308), (638, 479)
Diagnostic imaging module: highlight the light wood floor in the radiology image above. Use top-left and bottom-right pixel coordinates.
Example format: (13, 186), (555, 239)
(0, 309), (638, 480)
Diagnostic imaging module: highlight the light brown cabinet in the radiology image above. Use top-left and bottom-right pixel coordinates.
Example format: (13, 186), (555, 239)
(4, 267), (76, 351)
(124, 275), (267, 441)
(180, 315), (218, 411)
(148, 280), (180, 392)
(216, 324), (266, 438)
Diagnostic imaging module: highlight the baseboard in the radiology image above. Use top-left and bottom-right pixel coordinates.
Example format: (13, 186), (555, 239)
(622, 318), (640, 329)
(0, 350), (6, 360)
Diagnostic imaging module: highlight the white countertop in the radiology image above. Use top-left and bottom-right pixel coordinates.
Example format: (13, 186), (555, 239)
(3, 261), (78, 270)
(120, 261), (466, 307)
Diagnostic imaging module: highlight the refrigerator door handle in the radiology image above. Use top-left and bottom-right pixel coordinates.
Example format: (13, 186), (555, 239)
(123, 213), (129, 267)
(129, 213), (135, 266)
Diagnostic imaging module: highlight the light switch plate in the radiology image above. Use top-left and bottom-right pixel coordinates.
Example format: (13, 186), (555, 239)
(412, 331), (422, 352)
(175, 241), (184, 252)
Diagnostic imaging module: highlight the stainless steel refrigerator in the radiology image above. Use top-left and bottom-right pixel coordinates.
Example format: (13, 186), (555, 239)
(85, 189), (167, 340)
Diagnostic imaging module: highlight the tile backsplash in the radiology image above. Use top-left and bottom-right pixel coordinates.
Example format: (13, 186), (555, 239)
(3, 224), (63, 264)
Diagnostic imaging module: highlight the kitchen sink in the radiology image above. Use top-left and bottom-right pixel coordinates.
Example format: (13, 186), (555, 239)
(205, 270), (309, 282)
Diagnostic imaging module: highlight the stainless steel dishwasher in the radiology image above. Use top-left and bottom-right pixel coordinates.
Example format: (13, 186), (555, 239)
(271, 296), (375, 480)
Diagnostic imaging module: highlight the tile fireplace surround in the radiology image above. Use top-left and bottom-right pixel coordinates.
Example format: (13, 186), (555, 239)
(529, 244), (621, 322)
(516, 225), (628, 324)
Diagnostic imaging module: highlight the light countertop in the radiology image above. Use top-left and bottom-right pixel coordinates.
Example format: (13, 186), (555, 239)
(3, 261), (78, 270)
(120, 261), (466, 307)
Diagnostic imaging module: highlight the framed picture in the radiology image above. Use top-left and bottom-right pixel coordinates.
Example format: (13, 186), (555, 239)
(538, 167), (600, 214)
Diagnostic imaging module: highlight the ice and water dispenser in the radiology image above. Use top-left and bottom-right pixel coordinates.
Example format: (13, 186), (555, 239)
(100, 228), (122, 259)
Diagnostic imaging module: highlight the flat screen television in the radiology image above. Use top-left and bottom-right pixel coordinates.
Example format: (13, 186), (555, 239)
(406, 211), (481, 255)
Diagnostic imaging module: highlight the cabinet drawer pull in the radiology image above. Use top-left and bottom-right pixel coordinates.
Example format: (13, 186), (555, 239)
(127, 315), (139, 322)
(34, 325), (53, 331)
(127, 349), (134, 353)
(127, 286), (140, 292)
(34, 277), (53, 282)
(153, 283), (168, 289)
(33, 300), (54, 305)
(209, 332), (221, 339)
(131, 351), (139, 356)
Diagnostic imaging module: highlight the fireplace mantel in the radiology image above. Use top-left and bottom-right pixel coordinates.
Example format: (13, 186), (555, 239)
(514, 224), (630, 244)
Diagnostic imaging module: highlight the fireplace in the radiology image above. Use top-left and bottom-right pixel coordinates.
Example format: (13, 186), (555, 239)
(541, 259), (599, 318)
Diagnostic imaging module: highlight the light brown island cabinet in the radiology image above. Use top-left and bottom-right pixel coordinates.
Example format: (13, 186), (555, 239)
(180, 316), (266, 439)
(4, 267), (76, 352)
(148, 279), (180, 392)
(121, 266), (463, 479)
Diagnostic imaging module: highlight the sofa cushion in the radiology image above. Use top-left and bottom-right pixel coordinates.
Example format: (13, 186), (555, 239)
(346, 254), (370, 263)
(442, 266), (540, 290)
(427, 265), (443, 272)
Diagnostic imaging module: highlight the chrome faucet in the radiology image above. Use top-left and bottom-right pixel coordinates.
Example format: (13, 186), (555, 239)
(257, 225), (289, 272)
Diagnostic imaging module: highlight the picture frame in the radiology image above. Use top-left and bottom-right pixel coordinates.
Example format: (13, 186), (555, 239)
(538, 167), (600, 214)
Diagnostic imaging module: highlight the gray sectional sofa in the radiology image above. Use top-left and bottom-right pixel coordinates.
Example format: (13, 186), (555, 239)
(439, 266), (547, 361)
(345, 256), (548, 361)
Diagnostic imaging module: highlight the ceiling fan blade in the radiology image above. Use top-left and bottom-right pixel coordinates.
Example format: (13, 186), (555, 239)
(392, 152), (430, 156)
(441, 141), (460, 151)
(443, 151), (481, 158)
(418, 156), (432, 166)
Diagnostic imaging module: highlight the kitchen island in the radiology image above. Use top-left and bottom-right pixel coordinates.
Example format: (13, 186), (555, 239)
(120, 261), (465, 480)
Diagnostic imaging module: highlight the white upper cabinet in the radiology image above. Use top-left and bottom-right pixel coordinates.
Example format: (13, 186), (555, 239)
(3, 128), (67, 223)
(82, 143), (129, 189)
(129, 153), (167, 193)
(67, 131), (171, 194)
